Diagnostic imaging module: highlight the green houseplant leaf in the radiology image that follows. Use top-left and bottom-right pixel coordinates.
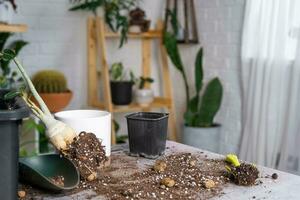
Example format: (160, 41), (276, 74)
(195, 48), (203, 95)
(163, 32), (190, 107)
(196, 78), (223, 127)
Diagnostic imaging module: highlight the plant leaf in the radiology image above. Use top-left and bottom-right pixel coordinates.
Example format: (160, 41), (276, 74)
(0, 32), (12, 51)
(196, 78), (223, 127)
(188, 95), (199, 113)
(9, 40), (28, 56)
(1, 49), (16, 61)
(195, 48), (203, 95)
(163, 32), (184, 73)
(4, 90), (21, 100)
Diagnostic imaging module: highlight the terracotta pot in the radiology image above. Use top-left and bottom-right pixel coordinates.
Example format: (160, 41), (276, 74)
(32, 91), (73, 113)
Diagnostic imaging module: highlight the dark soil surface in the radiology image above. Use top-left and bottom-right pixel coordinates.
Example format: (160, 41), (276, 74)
(49, 175), (64, 187)
(63, 132), (107, 180)
(228, 163), (259, 186)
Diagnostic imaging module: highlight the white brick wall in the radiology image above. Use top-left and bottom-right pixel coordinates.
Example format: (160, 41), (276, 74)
(12, 0), (244, 154)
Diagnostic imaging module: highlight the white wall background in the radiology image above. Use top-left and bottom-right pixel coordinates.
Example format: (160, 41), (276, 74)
(13, 0), (245, 154)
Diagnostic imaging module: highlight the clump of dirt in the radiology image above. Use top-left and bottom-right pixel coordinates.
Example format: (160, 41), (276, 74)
(63, 132), (107, 180)
(49, 175), (64, 187)
(227, 163), (259, 186)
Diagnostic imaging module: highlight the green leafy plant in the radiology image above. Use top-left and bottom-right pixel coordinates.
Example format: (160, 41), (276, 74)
(163, 32), (223, 127)
(69, 0), (138, 47)
(32, 70), (68, 93)
(110, 62), (133, 81)
(129, 71), (154, 89)
(166, 8), (179, 36)
(0, 32), (28, 88)
(137, 77), (153, 89)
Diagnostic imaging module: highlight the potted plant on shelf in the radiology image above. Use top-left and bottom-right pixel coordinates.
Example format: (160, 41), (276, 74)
(31, 70), (73, 113)
(69, 0), (138, 47)
(110, 62), (133, 105)
(0, 0), (16, 24)
(132, 74), (154, 106)
(0, 32), (28, 108)
(163, 32), (223, 153)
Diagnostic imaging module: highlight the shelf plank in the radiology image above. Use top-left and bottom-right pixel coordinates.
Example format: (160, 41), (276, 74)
(92, 97), (171, 113)
(0, 24), (28, 32)
(105, 30), (162, 39)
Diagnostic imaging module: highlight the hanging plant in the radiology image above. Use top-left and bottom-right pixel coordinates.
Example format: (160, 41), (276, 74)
(69, 0), (138, 47)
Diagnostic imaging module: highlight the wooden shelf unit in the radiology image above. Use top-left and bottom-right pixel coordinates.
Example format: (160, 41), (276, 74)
(0, 24), (28, 32)
(87, 17), (177, 144)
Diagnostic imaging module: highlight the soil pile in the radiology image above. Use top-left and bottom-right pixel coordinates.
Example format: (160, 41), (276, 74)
(63, 132), (107, 180)
(227, 163), (259, 186)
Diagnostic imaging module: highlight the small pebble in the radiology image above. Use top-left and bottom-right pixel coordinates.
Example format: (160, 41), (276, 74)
(203, 179), (215, 189)
(189, 160), (197, 166)
(271, 173), (278, 179)
(87, 172), (97, 181)
(160, 178), (175, 187)
(18, 190), (26, 198)
(153, 161), (167, 173)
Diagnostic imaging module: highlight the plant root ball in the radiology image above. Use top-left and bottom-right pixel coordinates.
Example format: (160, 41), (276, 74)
(229, 163), (259, 186)
(63, 132), (107, 180)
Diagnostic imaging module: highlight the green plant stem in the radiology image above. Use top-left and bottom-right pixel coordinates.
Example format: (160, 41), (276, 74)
(181, 70), (190, 110)
(12, 58), (51, 116)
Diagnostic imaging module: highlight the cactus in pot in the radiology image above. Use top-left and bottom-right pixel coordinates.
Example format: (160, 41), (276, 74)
(32, 70), (68, 93)
(31, 70), (73, 113)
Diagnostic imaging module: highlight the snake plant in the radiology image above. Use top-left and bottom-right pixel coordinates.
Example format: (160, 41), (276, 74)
(163, 32), (223, 127)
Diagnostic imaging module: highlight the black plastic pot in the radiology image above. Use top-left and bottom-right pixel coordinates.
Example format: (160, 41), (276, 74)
(110, 81), (133, 105)
(0, 99), (29, 200)
(126, 112), (169, 159)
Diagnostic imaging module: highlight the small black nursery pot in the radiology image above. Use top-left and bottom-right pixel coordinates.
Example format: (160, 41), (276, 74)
(110, 81), (133, 105)
(126, 112), (169, 159)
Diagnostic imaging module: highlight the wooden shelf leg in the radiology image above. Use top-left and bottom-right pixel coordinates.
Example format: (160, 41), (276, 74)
(157, 20), (178, 141)
(95, 17), (116, 145)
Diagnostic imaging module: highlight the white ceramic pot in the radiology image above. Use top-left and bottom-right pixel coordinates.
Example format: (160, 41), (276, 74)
(134, 89), (154, 106)
(182, 124), (221, 153)
(0, 1), (13, 24)
(54, 110), (111, 156)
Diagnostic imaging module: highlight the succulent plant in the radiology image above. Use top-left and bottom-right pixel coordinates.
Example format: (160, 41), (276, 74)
(32, 70), (68, 93)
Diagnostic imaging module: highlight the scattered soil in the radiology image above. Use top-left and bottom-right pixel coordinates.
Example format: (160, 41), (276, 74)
(63, 132), (107, 180)
(74, 153), (229, 199)
(49, 175), (65, 187)
(20, 153), (230, 199)
(227, 163), (259, 186)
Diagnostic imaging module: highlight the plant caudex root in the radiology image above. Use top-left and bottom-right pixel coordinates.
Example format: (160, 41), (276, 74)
(1, 50), (77, 150)
(225, 154), (259, 186)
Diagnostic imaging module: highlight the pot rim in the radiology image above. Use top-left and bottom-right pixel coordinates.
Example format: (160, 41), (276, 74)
(38, 90), (73, 95)
(126, 112), (169, 121)
(54, 109), (111, 120)
(184, 123), (221, 129)
(110, 80), (134, 84)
